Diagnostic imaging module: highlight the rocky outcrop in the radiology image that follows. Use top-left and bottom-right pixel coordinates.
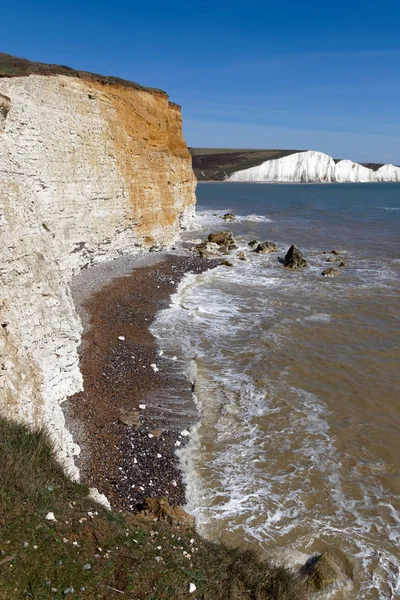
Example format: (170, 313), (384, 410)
(0, 66), (195, 476)
(301, 551), (352, 592)
(207, 231), (235, 246)
(322, 267), (340, 277)
(253, 241), (278, 253)
(227, 150), (400, 183)
(284, 245), (307, 269)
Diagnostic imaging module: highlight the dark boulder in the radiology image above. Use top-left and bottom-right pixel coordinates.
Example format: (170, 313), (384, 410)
(248, 240), (258, 247)
(253, 241), (278, 254)
(222, 213), (236, 222)
(301, 552), (351, 592)
(284, 245), (307, 269)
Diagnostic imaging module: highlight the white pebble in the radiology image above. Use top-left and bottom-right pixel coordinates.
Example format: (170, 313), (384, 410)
(139, 404), (146, 409)
(118, 336), (125, 341)
(157, 453), (162, 458)
(175, 440), (181, 447)
(45, 512), (56, 521)
(189, 583), (197, 593)
(172, 356), (177, 360)
(180, 430), (190, 437)
(148, 433), (154, 438)
(150, 363), (159, 372)
(158, 350), (164, 356)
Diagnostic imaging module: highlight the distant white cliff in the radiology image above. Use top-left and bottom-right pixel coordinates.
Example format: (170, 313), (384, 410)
(227, 150), (400, 183)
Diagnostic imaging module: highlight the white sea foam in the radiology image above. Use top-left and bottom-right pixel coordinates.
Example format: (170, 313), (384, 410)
(188, 209), (272, 231)
(377, 207), (400, 210)
(304, 313), (332, 323)
(152, 213), (400, 598)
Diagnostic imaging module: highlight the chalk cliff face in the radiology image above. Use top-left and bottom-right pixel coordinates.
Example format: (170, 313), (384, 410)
(0, 73), (195, 476)
(227, 150), (400, 183)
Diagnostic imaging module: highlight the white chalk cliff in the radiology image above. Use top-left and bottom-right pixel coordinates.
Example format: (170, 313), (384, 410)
(0, 72), (196, 478)
(227, 150), (400, 183)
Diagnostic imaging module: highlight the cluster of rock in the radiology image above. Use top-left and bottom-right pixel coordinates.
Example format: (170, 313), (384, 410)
(194, 230), (349, 278)
(195, 231), (237, 261)
(283, 245), (349, 277)
(195, 231), (280, 266)
(321, 249), (348, 277)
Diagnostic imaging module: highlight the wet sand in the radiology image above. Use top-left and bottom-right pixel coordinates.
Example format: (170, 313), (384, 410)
(65, 252), (216, 511)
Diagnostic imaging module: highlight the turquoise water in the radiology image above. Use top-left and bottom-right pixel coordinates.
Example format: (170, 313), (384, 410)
(154, 183), (400, 599)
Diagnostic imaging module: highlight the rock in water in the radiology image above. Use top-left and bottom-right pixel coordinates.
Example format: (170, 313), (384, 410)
(302, 552), (349, 592)
(253, 241), (278, 253)
(220, 260), (233, 267)
(208, 231), (235, 246)
(222, 213), (236, 222)
(248, 240), (258, 247)
(284, 245), (307, 269)
(322, 267), (340, 277)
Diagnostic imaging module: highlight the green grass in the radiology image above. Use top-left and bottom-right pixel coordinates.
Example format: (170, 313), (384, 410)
(0, 418), (307, 599)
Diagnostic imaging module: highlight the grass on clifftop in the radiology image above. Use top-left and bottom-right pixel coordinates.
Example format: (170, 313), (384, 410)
(0, 53), (164, 95)
(0, 417), (307, 599)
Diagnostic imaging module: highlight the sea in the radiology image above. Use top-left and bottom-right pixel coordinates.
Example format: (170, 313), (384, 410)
(151, 182), (400, 599)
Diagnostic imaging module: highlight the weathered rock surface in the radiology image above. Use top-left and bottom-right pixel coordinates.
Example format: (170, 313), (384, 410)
(0, 92), (10, 131)
(118, 410), (141, 428)
(207, 231), (235, 246)
(253, 241), (278, 253)
(0, 71), (196, 477)
(301, 552), (350, 592)
(137, 497), (195, 527)
(283, 245), (307, 269)
(322, 267), (340, 277)
(248, 240), (258, 247)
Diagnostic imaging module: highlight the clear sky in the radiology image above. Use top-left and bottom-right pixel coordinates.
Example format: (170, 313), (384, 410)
(2, 0), (400, 163)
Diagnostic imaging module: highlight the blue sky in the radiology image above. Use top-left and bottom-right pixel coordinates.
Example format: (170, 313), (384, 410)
(2, 0), (400, 163)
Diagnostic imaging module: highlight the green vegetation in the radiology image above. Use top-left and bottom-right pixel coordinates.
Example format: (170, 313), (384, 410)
(0, 417), (307, 599)
(0, 53), (164, 95)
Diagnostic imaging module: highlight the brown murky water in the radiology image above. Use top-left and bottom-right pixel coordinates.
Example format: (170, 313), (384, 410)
(152, 183), (400, 598)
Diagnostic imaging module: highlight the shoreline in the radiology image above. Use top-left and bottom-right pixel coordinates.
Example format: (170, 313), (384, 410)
(65, 250), (216, 511)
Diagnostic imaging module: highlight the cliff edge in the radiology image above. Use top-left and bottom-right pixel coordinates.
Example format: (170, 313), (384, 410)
(0, 55), (196, 476)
